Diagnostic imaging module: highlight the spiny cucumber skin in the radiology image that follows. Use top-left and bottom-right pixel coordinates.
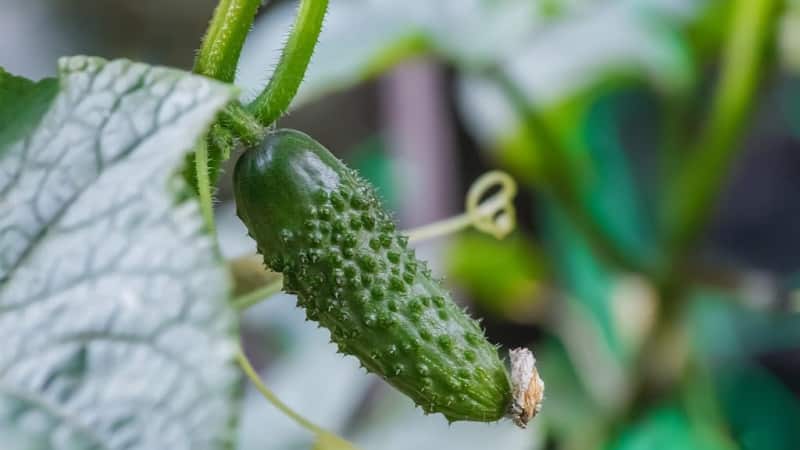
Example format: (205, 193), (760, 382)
(234, 129), (511, 422)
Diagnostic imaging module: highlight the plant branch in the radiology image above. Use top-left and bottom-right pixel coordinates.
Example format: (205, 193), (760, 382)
(235, 349), (325, 434)
(220, 102), (265, 146)
(663, 0), (777, 263)
(233, 277), (283, 310)
(248, 0), (329, 126)
(194, 0), (261, 82)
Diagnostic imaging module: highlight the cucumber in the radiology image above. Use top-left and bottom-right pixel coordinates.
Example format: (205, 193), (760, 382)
(233, 129), (512, 422)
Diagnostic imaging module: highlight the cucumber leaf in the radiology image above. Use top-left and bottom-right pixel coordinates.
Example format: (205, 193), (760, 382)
(0, 57), (239, 450)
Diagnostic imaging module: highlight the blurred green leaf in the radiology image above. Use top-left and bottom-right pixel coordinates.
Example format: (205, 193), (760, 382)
(457, 0), (703, 156)
(446, 232), (544, 318)
(0, 68), (57, 153)
(609, 405), (734, 450)
(537, 338), (607, 450)
(541, 90), (654, 357)
(715, 364), (800, 450)
(777, 77), (800, 139)
(691, 293), (800, 360)
(579, 87), (657, 259)
(690, 293), (800, 450)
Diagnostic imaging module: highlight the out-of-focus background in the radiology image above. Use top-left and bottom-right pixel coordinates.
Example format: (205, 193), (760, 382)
(4, 0), (800, 449)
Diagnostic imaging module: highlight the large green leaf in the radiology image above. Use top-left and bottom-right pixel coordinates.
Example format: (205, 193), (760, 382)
(536, 338), (606, 450)
(691, 294), (800, 450)
(0, 57), (239, 450)
(609, 405), (734, 450)
(0, 68), (58, 155)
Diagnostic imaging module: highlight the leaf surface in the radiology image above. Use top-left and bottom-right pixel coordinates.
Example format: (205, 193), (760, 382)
(0, 57), (239, 450)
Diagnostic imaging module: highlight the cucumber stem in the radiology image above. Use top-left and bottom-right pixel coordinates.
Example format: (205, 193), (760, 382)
(248, 0), (329, 126)
(236, 349), (333, 437)
(194, 0), (261, 82)
(233, 277), (284, 310)
(219, 103), (265, 146)
(194, 140), (217, 235)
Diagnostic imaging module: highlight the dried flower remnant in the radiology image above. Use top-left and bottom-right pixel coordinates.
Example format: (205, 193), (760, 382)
(508, 347), (544, 428)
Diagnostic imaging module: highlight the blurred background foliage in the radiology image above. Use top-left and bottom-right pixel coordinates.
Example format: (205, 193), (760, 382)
(3, 0), (800, 449)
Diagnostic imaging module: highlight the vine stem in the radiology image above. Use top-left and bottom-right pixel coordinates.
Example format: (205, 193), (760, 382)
(663, 0), (777, 263)
(233, 277), (284, 310)
(194, 0), (261, 82)
(235, 349), (325, 435)
(248, 0), (329, 126)
(194, 140), (216, 234)
(219, 102), (265, 146)
(192, 0), (262, 235)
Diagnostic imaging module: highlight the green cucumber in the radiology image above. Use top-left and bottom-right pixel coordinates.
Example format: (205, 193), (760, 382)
(233, 129), (512, 422)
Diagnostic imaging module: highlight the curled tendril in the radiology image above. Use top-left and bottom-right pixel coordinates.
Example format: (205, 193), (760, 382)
(406, 170), (518, 243)
(465, 170), (518, 240)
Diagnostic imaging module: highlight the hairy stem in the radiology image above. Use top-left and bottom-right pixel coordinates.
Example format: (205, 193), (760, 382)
(663, 0), (777, 263)
(248, 0), (329, 126)
(194, 0), (261, 82)
(220, 102), (265, 146)
(194, 140), (216, 234)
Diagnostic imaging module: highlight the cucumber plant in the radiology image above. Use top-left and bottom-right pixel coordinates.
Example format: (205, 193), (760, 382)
(2, 0), (781, 448)
(189, 0), (539, 433)
(1, 0), (542, 448)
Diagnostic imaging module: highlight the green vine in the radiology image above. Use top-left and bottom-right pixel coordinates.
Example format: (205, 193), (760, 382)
(219, 102), (265, 146)
(232, 278), (284, 310)
(248, 0), (329, 126)
(663, 0), (778, 264)
(191, 0), (263, 230)
(235, 349), (361, 449)
(194, 139), (217, 234)
(191, 0), (342, 441)
(194, 0), (262, 82)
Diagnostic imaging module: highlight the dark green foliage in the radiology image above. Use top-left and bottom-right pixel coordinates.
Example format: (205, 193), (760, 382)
(233, 129), (512, 422)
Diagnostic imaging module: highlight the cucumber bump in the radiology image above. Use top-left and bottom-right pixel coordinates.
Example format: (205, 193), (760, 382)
(233, 129), (518, 423)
